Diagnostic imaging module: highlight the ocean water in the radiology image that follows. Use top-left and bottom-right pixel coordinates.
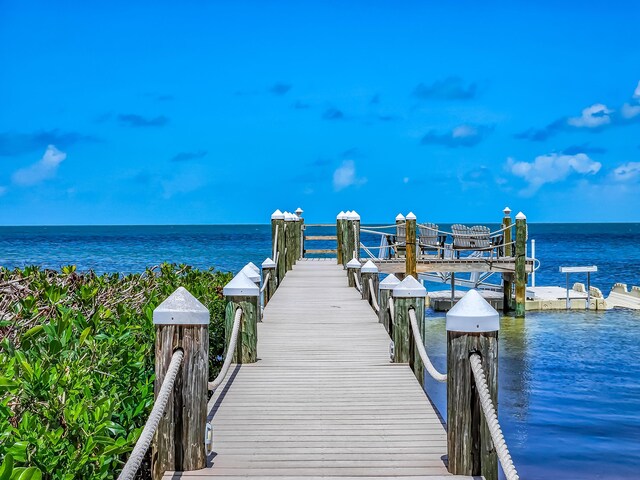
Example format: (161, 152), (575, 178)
(1, 223), (639, 479)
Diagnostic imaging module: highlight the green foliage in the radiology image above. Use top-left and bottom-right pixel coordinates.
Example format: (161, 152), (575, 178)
(0, 264), (231, 479)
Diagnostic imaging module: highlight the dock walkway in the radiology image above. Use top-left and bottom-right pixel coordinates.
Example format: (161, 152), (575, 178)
(167, 259), (473, 479)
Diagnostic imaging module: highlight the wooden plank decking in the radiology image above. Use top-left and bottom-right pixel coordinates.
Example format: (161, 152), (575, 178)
(166, 259), (477, 479)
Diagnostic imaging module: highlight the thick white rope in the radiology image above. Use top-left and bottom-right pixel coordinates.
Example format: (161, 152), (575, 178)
(272, 224), (278, 261)
(368, 278), (380, 313)
(389, 296), (395, 320)
(118, 349), (184, 480)
(208, 307), (242, 391)
(469, 353), (520, 480)
(260, 272), (270, 293)
(408, 309), (447, 383)
(353, 272), (362, 292)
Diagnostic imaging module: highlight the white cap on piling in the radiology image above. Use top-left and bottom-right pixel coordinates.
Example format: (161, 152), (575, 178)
(223, 271), (260, 297)
(515, 211), (526, 220)
(392, 276), (426, 298)
(240, 264), (261, 283)
(295, 207), (303, 215)
(337, 211), (346, 220)
(361, 260), (379, 273)
(262, 257), (276, 269)
(406, 212), (416, 221)
(347, 211), (360, 220)
(153, 287), (210, 325)
(503, 207), (512, 216)
(346, 258), (362, 269)
(247, 262), (260, 274)
(395, 213), (405, 221)
(379, 274), (401, 290)
(271, 209), (285, 220)
(284, 211), (296, 221)
(446, 289), (499, 332)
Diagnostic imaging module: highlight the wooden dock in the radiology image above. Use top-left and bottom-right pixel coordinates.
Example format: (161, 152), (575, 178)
(165, 259), (475, 479)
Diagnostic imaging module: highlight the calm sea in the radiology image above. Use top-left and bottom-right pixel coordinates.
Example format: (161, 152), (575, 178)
(1, 223), (639, 479)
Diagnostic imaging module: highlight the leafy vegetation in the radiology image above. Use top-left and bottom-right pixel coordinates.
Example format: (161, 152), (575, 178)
(0, 264), (231, 479)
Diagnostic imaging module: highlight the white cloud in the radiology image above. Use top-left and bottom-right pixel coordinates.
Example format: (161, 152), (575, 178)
(507, 152), (601, 195)
(12, 145), (66, 186)
(621, 102), (640, 119)
(451, 125), (477, 138)
(611, 162), (640, 182)
(403, 177), (410, 184)
(634, 81), (640, 99)
(567, 104), (613, 128)
(332, 160), (366, 191)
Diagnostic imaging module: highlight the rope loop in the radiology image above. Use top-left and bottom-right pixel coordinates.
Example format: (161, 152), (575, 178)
(209, 307), (242, 391)
(368, 278), (380, 314)
(408, 308), (447, 383)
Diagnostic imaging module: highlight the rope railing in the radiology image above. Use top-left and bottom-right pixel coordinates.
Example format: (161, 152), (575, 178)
(353, 272), (362, 292)
(368, 278), (380, 313)
(469, 353), (520, 480)
(408, 308), (447, 383)
(117, 349), (184, 480)
(388, 296), (394, 320)
(208, 307), (242, 392)
(272, 224), (278, 260)
(260, 272), (270, 293)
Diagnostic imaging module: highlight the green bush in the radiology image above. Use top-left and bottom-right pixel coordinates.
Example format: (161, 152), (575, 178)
(0, 264), (231, 479)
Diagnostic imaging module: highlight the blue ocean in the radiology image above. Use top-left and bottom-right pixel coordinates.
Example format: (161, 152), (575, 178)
(1, 223), (639, 479)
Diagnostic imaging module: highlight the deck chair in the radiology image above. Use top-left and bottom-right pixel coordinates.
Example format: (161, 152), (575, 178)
(418, 223), (446, 258)
(452, 224), (493, 258)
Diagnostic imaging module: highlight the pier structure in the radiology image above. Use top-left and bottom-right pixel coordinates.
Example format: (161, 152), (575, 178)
(120, 208), (522, 480)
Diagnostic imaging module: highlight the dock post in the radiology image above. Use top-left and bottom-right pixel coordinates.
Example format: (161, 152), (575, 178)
(346, 258), (362, 289)
(343, 212), (354, 267)
(502, 207), (513, 313)
(379, 274), (400, 336)
(405, 212), (417, 278)
(336, 211), (345, 265)
(395, 213), (405, 262)
(446, 290), (499, 480)
(360, 260), (379, 307)
(223, 272), (259, 363)
(152, 287), (209, 479)
(271, 210), (286, 285)
(295, 207), (304, 259)
(347, 210), (361, 260)
(284, 212), (297, 273)
(261, 257), (277, 306)
(392, 276), (427, 385)
(515, 212), (527, 318)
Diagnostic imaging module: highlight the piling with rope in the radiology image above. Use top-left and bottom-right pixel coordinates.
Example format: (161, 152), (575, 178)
(152, 287), (209, 479)
(360, 260), (379, 307)
(446, 289), (499, 480)
(223, 271), (259, 363)
(271, 210), (286, 285)
(261, 257), (276, 306)
(346, 258), (362, 289)
(336, 211), (345, 265)
(378, 274), (400, 336)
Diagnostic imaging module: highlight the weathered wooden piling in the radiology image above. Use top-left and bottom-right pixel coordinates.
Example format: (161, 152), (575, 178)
(295, 208), (304, 260)
(223, 272), (259, 363)
(405, 212), (417, 278)
(152, 287), (209, 479)
(351, 211), (361, 261)
(392, 276), (427, 385)
(395, 213), (405, 260)
(336, 211), (345, 265)
(379, 274), (400, 336)
(502, 207), (513, 313)
(271, 210), (286, 285)
(261, 257), (276, 306)
(346, 258), (362, 289)
(360, 260), (379, 307)
(285, 212), (299, 272)
(514, 212), (527, 318)
(446, 290), (499, 480)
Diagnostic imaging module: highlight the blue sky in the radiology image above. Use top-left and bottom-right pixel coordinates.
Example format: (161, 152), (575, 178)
(1, 1), (639, 224)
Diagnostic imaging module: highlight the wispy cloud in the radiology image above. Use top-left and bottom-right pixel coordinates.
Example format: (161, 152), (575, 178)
(269, 83), (292, 96)
(611, 162), (640, 182)
(171, 150), (207, 162)
(333, 160), (366, 191)
(323, 107), (345, 121)
(118, 114), (169, 127)
(413, 77), (478, 101)
(516, 81), (640, 141)
(0, 130), (98, 156)
(562, 143), (607, 155)
(12, 145), (66, 186)
(460, 166), (494, 188)
(421, 124), (493, 148)
(507, 152), (601, 195)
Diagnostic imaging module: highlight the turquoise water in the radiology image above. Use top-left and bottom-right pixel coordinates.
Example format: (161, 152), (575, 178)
(1, 223), (639, 479)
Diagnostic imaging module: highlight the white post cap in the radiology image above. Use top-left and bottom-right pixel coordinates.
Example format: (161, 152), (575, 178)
(379, 274), (401, 290)
(271, 209), (285, 220)
(346, 258), (362, 269)
(295, 207), (303, 215)
(406, 212), (416, 221)
(337, 211), (346, 220)
(361, 260), (379, 273)
(349, 210), (361, 220)
(395, 213), (405, 221)
(515, 211), (526, 220)
(262, 257), (276, 269)
(392, 275), (427, 298)
(153, 286), (210, 325)
(247, 261), (260, 274)
(284, 212), (296, 221)
(223, 271), (260, 297)
(446, 289), (499, 332)
(503, 207), (511, 216)
(240, 264), (261, 283)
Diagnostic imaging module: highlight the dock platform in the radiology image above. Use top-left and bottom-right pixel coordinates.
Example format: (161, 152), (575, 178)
(166, 259), (474, 479)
